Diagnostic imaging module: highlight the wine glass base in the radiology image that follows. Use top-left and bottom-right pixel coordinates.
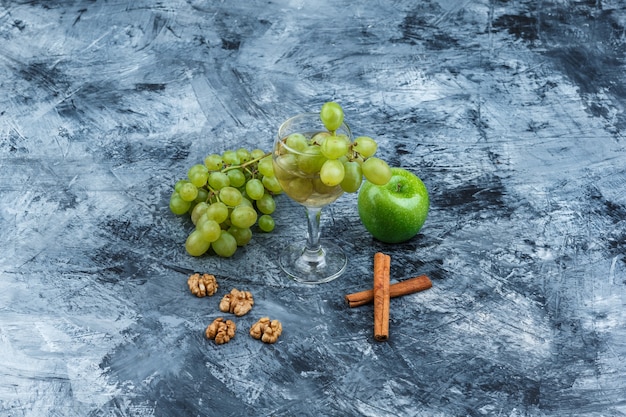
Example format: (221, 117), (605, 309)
(278, 239), (347, 284)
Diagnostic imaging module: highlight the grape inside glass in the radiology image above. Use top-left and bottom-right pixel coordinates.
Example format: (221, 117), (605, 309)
(273, 112), (350, 283)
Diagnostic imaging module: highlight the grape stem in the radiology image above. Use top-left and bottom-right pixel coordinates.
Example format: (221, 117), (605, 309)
(205, 187), (220, 204)
(221, 152), (271, 174)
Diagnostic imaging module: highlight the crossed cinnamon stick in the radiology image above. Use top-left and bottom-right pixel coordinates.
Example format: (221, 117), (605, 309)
(344, 252), (432, 341)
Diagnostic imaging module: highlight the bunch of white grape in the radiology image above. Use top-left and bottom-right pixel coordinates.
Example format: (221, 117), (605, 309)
(169, 148), (282, 258)
(275, 102), (392, 199)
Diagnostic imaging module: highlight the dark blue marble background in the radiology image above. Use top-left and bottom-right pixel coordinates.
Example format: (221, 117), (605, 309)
(1, 1), (625, 416)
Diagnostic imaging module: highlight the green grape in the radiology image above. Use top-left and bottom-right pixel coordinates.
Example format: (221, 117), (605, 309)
(258, 214), (275, 232)
(256, 193), (276, 214)
(230, 204), (258, 229)
(262, 176), (283, 194)
(274, 152), (298, 172)
(212, 230), (237, 257)
(194, 187), (209, 204)
(250, 148), (266, 160)
(204, 154), (223, 171)
(197, 218), (221, 242)
(191, 201), (209, 224)
(285, 178), (313, 202)
(285, 133), (308, 151)
(298, 146), (327, 174)
(208, 171), (230, 190)
(236, 148), (251, 162)
(222, 150), (240, 165)
(340, 160), (363, 193)
(319, 159), (345, 187)
(320, 101), (344, 131)
(362, 157), (392, 185)
(219, 186), (243, 207)
(185, 230), (211, 257)
(320, 136), (349, 160)
(336, 133), (350, 143)
(245, 178), (265, 200)
(188, 164), (209, 187)
(179, 182), (199, 202)
(311, 131), (330, 146)
(170, 192), (191, 215)
(313, 178), (336, 195)
(228, 226), (252, 246)
(352, 136), (378, 158)
(205, 201), (229, 223)
(258, 156), (274, 177)
(174, 179), (189, 193)
(226, 168), (246, 187)
(238, 196), (254, 207)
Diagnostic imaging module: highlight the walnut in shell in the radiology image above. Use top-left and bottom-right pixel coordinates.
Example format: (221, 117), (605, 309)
(187, 273), (218, 297)
(250, 317), (283, 344)
(219, 288), (254, 316)
(205, 317), (236, 345)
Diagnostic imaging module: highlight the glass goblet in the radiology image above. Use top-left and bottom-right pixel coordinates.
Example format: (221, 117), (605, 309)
(272, 112), (351, 284)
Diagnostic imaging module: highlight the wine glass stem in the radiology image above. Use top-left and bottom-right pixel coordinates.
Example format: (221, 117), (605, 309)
(305, 206), (323, 253)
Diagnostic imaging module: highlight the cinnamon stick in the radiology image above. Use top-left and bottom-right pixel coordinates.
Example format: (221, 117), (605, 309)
(373, 252), (391, 342)
(345, 275), (432, 308)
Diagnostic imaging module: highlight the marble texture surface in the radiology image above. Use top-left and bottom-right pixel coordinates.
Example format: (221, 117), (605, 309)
(2, 1), (626, 416)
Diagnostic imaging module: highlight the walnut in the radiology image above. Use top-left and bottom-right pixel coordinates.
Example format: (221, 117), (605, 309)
(187, 273), (218, 297)
(250, 317), (283, 344)
(219, 288), (254, 316)
(205, 317), (236, 345)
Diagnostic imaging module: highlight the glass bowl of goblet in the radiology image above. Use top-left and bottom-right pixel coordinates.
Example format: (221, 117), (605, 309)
(272, 112), (351, 284)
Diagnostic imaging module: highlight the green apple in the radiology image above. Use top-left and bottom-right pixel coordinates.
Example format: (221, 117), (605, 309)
(357, 167), (429, 243)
